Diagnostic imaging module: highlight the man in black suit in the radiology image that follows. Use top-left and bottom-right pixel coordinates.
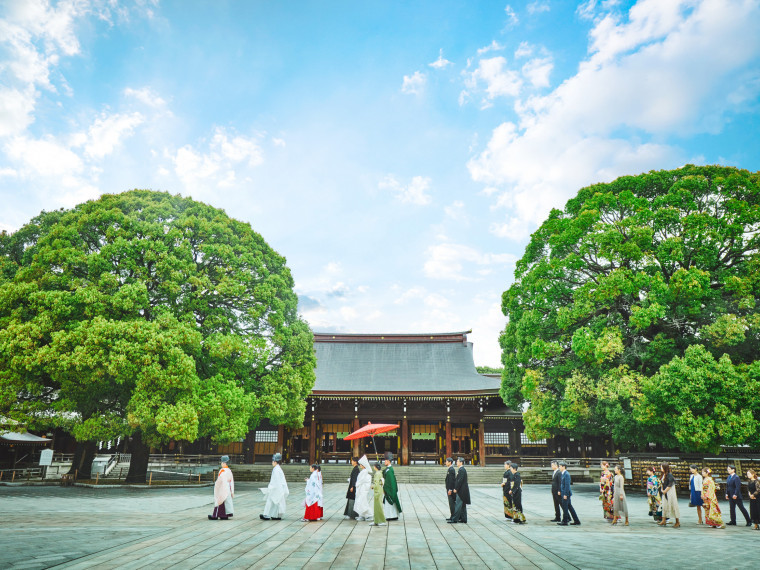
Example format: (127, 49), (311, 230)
(557, 461), (581, 526)
(726, 464), (751, 526)
(444, 457), (456, 519)
(549, 460), (561, 522)
(448, 457), (470, 523)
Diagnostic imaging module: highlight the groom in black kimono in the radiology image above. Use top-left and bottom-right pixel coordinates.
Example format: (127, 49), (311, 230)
(447, 457), (470, 524)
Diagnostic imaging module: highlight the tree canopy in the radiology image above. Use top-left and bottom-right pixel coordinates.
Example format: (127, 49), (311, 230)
(0, 190), (315, 479)
(500, 165), (760, 453)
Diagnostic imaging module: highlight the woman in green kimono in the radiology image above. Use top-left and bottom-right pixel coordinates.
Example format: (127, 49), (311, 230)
(370, 463), (387, 526)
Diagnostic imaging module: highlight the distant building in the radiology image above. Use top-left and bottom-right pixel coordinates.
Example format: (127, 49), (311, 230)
(243, 331), (545, 465)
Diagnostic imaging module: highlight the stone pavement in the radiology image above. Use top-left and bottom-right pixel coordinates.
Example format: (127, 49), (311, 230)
(0, 480), (757, 569)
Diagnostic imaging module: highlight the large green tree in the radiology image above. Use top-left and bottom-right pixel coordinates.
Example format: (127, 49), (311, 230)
(0, 190), (315, 481)
(500, 165), (760, 452)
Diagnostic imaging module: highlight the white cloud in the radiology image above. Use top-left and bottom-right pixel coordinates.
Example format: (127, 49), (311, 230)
(444, 200), (468, 223)
(379, 175), (433, 206)
(0, 86), (37, 137)
(477, 40), (505, 56)
(464, 56), (522, 106)
(527, 1), (551, 15)
(470, 0), (760, 240)
(124, 87), (167, 108)
(171, 127), (264, 190)
(76, 112), (144, 159)
(429, 49), (453, 69)
(514, 42), (533, 59)
(5, 135), (83, 177)
(401, 71), (426, 95)
(468, 298), (507, 367)
(521, 56), (553, 88)
(424, 241), (515, 281)
(504, 5), (519, 27)
(0, 0), (89, 138)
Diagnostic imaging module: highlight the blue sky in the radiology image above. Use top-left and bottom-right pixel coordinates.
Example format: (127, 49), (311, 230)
(1, 0), (760, 366)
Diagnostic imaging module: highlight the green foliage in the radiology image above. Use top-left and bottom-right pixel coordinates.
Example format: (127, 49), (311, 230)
(476, 365), (504, 374)
(500, 165), (760, 451)
(0, 190), (315, 447)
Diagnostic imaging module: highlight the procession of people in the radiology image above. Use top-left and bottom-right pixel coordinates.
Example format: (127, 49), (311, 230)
(207, 453), (760, 536)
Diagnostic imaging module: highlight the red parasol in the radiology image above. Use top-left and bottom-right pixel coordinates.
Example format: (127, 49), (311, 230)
(343, 422), (399, 460)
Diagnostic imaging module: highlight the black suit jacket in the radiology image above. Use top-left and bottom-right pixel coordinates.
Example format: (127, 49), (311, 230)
(455, 466), (471, 505)
(445, 465), (456, 491)
(346, 465), (360, 499)
(551, 469), (561, 494)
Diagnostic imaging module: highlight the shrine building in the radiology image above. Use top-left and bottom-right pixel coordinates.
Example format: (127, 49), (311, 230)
(246, 331), (559, 465)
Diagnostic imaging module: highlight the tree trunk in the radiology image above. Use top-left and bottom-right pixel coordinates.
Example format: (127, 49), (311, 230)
(125, 431), (150, 483)
(67, 440), (97, 479)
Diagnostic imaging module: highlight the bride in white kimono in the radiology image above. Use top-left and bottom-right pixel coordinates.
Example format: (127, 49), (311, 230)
(353, 455), (373, 521)
(260, 453), (289, 520)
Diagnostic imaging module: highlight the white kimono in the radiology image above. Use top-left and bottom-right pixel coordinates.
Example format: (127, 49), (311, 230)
(261, 463), (289, 518)
(354, 456), (373, 519)
(214, 466), (234, 515)
(304, 470), (323, 508)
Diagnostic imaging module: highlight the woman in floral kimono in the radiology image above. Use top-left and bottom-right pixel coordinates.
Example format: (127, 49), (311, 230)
(599, 460), (614, 520)
(701, 467), (725, 529)
(646, 466), (662, 522)
(301, 464), (323, 521)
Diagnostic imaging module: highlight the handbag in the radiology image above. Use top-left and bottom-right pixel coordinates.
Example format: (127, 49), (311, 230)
(688, 501), (695, 508)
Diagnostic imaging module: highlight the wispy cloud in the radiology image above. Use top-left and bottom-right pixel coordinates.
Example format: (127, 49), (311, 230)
(429, 48), (453, 69)
(401, 70), (427, 95)
(424, 241), (515, 281)
(379, 175), (433, 205)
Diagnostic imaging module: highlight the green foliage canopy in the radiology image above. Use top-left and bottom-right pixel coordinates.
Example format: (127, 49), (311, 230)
(500, 165), (760, 452)
(0, 190), (315, 448)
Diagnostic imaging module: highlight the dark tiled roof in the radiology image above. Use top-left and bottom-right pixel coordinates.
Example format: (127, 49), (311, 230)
(312, 336), (500, 395)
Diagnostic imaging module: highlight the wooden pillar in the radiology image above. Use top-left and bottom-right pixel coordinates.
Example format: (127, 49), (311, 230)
(445, 421), (452, 459)
(351, 417), (360, 458)
(277, 424), (285, 457)
(245, 429), (255, 464)
(352, 399), (360, 458)
(478, 419), (486, 467)
(308, 419), (317, 465)
(401, 418), (409, 466)
(445, 398), (452, 459)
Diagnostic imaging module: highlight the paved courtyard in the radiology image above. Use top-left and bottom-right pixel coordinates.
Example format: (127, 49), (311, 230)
(0, 480), (757, 569)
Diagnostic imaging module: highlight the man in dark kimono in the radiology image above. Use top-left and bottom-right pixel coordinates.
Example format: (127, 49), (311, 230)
(448, 457), (470, 523)
(509, 462), (526, 524)
(344, 456), (360, 519)
(445, 457), (456, 519)
(502, 460), (514, 519)
(382, 452), (402, 520)
(550, 460), (561, 522)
